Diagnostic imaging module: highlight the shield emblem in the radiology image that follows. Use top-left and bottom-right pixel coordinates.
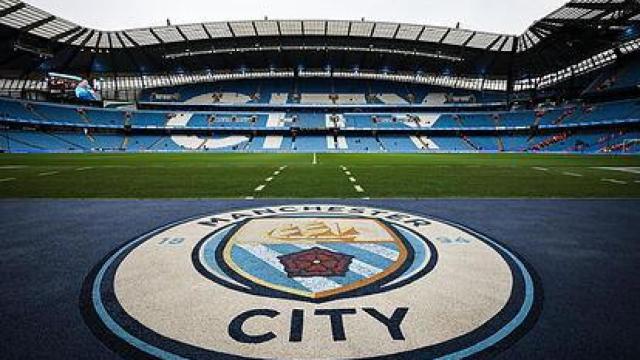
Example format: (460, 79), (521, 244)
(222, 217), (408, 300)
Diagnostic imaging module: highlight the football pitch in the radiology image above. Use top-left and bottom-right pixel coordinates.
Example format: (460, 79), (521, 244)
(1, 153), (639, 198)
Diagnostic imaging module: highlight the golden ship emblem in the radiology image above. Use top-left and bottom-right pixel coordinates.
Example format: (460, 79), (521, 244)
(267, 221), (360, 242)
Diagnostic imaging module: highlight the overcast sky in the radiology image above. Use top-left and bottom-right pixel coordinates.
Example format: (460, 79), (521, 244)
(25, 0), (567, 34)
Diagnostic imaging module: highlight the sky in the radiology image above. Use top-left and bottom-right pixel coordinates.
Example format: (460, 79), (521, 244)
(24, 0), (567, 35)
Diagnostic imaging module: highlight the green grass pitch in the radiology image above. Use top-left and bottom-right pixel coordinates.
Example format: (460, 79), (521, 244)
(1, 153), (639, 198)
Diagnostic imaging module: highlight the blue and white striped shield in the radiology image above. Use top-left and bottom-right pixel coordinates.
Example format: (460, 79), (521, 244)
(222, 218), (408, 300)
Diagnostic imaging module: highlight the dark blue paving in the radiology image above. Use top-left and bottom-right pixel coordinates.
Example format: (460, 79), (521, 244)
(0, 200), (639, 359)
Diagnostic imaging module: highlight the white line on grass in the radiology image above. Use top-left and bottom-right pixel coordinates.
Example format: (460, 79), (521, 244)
(601, 178), (627, 185)
(0, 177), (16, 182)
(0, 165), (27, 170)
(563, 172), (583, 177)
(594, 167), (640, 175)
(339, 166), (366, 195)
(533, 167), (549, 172)
(249, 166), (287, 198)
(76, 167), (93, 171)
(38, 171), (59, 177)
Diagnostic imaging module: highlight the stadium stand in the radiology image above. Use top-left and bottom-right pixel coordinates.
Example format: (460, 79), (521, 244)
(0, 1), (638, 155)
(1, 93), (639, 153)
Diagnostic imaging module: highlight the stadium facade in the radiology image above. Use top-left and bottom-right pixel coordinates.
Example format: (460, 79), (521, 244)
(0, 0), (639, 154)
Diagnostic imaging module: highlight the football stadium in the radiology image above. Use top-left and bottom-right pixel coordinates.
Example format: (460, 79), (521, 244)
(0, 0), (639, 359)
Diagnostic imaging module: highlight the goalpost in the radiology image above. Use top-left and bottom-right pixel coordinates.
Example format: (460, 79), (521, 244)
(623, 139), (640, 153)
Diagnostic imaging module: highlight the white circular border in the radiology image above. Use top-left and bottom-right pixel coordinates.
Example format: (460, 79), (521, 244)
(86, 205), (537, 360)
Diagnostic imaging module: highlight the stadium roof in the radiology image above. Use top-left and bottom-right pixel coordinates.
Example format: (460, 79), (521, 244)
(0, 0), (638, 82)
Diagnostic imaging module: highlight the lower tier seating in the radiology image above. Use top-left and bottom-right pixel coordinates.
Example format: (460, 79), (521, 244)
(3, 129), (637, 153)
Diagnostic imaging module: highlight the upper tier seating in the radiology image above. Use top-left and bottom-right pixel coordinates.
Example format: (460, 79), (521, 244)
(140, 79), (502, 106)
(290, 113), (326, 128)
(2, 97), (639, 131)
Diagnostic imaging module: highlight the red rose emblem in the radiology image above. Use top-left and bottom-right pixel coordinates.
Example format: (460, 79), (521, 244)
(278, 247), (353, 278)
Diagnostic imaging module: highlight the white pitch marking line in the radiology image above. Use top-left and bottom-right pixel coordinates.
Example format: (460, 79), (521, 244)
(76, 167), (93, 171)
(362, 197), (371, 200)
(601, 178), (627, 185)
(38, 171), (59, 177)
(249, 166), (286, 197)
(0, 177), (16, 182)
(594, 167), (640, 175)
(354, 185), (365, 193)
(635, 180), (640, 184)
(0, 165), (27, 170)
(349, 177), (357, 183)
(563, 172), (583, 177)
(533, 167), (549, 172)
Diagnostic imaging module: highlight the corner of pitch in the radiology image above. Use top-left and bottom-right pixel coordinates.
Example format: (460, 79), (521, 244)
(83, 205), (538, 359)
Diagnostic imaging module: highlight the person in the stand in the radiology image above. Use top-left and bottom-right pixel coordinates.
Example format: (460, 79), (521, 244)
(75, 80), (97, 101)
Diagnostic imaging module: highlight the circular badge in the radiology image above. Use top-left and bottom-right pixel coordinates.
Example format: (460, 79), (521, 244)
(83, 205), (538, 359)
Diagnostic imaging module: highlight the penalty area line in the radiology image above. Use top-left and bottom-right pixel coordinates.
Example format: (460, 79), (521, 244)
(601, 178), (627, 185)
(247, 166), (288, 199)
(339, 166), (367, 197)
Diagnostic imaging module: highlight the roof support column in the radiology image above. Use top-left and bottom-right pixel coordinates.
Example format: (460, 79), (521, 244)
(506, 37), (519, 106)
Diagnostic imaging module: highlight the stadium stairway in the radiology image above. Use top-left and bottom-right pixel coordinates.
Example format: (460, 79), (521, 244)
(77, 110), (91, 124)
(147, 137), (165, 150)
(44, 132), (89, 150)
(462, 136), (480, 150)
(375, 135), (387, 151)
(497, 137), (505, 152)
(85, 132), (96, 145)
(410, 136), (435, 150)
